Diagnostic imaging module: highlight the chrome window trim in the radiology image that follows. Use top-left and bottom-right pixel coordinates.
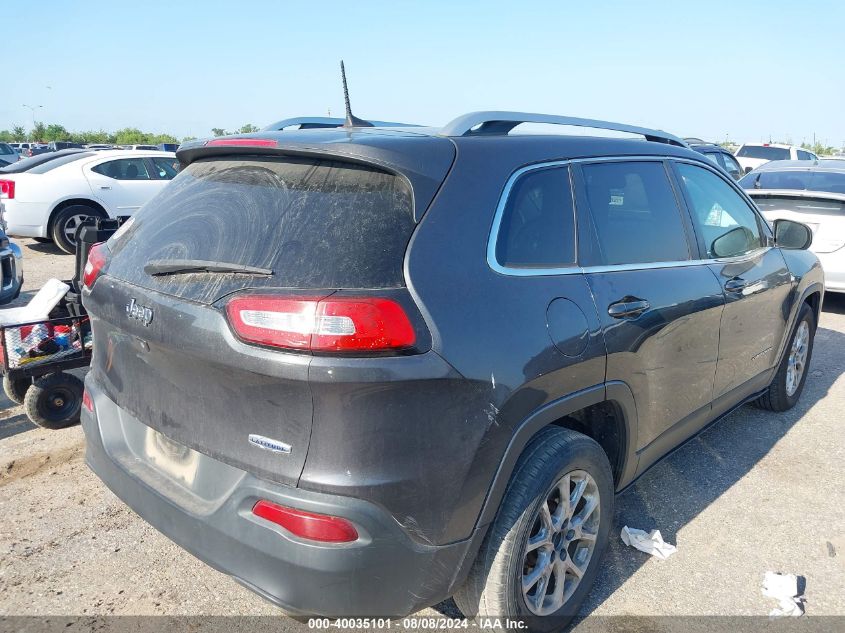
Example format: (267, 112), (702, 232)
(486, 160), (580, 277)
(486, 154), (776, 278)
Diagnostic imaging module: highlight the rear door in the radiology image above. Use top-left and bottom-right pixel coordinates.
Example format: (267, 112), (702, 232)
(574, 159), (725, 453)
(673, 161), (793, 403)
(84, 157), (167, 215)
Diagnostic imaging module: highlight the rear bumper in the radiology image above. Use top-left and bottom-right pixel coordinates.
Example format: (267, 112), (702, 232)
(818, 250), (845, 293)
(0, 241), (23, 305)
(81, 376), (475, 616)
(3, 200), (51, 238)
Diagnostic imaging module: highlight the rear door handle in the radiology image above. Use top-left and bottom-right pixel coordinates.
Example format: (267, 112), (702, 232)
(608, 298), (650, 319)
(99, 185), (112, 190)
(724, 277), (749, 293)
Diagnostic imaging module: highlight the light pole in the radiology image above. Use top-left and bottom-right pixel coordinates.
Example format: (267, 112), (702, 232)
(22, 104), (43, 129)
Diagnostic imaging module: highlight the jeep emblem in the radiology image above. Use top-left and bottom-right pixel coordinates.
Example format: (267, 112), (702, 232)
(126, 298), (154, 326)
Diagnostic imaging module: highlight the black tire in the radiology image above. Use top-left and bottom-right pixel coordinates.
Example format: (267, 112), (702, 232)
(755, 303), (816, 412)
(453, 427), (614, 632)
(51, 204), (104, 254)
(23, 372), (84, 429)
(3, 375), (30, 405)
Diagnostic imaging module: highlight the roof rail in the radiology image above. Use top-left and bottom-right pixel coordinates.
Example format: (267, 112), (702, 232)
(440, 111), (688, 147)
(262, 117), (417, 131)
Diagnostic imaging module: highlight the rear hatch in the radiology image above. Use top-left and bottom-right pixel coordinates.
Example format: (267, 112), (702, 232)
(84, 134), (455, 485)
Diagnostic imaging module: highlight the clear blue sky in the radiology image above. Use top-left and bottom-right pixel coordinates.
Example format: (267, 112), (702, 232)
(5, 0), (845, 147)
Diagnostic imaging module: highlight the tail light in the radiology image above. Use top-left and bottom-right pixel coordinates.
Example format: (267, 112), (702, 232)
(206, 138), (277, 148)
(82, 389), (93, 413)
(0, 180), (14, 199)
(82, 242), (108, 289)
(226, 295), (416, 353)
(252, 500), (358, 543)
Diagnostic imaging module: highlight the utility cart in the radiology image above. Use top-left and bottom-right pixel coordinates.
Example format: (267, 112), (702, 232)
(0, 217), (125, 428)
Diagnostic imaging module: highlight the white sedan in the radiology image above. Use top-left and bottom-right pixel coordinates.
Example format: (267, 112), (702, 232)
(0, 149), (178, 253)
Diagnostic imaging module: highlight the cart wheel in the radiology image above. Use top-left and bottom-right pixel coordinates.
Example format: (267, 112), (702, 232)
(3, 375), (31, 405)
(24, 372), (84, 429)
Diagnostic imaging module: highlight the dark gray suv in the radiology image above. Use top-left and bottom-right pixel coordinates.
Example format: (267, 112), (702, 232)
(80, 112), (823, 629)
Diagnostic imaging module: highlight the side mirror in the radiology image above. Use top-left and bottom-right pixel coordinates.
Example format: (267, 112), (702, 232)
(711, 226), (755, 258)
(774, 219), (813, 250)
(743, 166), (753, 174)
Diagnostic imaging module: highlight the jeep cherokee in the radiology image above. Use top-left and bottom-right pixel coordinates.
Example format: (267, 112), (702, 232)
(80, 112), (823, 629)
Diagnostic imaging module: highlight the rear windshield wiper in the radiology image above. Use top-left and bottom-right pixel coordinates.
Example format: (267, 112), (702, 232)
(144, 259), (273, 277)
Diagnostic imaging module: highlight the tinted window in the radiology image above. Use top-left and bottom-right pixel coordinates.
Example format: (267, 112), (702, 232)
(736, 145), (790, 160)
(701, 151), (721, 166)
(151, 156), (179, 179)
(677, 163), (763, 258)
(106, 157), (415, 299)
(796, 150), (814, 160)
(582, 161), (690, 265)
(741, 169), (845, 194)
(92, 158), (151, 180)
(2, 151), (95, 174)
(0, 144), (15, 155)
(495, 166), (575, 268)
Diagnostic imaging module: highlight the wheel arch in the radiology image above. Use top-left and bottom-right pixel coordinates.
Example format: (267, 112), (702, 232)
(47, 198), (108, 236)
(474, 381), (639, 529)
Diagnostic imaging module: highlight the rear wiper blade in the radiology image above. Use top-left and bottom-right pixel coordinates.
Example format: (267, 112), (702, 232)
(144, 259), (273, 277)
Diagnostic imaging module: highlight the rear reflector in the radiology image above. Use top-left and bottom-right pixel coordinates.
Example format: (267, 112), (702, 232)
(252, 500), (359, 543)
(83, 242), (108, 289)
(0, 180), (14, 199)
(82, 389), (93, 413)
(226, 295), (416, 352)
(206, 138), (277, 148)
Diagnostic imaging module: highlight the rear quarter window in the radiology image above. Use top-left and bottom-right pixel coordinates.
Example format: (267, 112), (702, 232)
(737, 146), (791, 160)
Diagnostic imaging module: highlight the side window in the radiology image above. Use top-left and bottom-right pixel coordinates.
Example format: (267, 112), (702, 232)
(796, 150), (813, 161)
(581, 161), (690, 265)
(92, 158), (151, 180)
(494, 166), (575, 268)
(151, 156), (179, 179)
(676, 163), (763, 258)
(721, 153), (743, 179)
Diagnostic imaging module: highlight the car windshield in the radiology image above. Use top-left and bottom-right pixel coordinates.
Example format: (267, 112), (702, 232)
(736, 145), (791, 160)
(740, 169), (845, 194)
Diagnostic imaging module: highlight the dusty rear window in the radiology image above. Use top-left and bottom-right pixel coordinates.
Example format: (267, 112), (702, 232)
(107, 156), (415, 295)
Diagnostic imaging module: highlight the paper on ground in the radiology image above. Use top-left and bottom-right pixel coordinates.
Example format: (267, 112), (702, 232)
(762, 571), (804, 617)
(620, 525), (677, 560)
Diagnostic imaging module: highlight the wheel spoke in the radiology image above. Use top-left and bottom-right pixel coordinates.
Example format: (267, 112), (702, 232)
(570, 477), (587, 513)
(565, 556), (585, 579)
(523, 549), (551, 591)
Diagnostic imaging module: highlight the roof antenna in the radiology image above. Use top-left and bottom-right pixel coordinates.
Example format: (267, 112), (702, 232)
(341, 60), (372, 128)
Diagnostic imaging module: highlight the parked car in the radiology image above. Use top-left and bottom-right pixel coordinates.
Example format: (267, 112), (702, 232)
(687, 141), (743, 179)
(735, 143), (818, 174)
(0, 143), (21, 166)
(79, 112), (821, 628)
(47, 141), (85, 152)
(0, 223), (23, 305)
(0, 150), (177, 253)
(85, 144), (115, 151)
(156, 143), (180, 152)
(125, 144), (160, 151)
(741, 159), (845, 293)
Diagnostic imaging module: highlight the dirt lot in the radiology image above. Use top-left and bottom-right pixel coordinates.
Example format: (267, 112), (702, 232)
(1, 238), (844, 622)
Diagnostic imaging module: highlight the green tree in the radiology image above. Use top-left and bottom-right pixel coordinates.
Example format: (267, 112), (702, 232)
(236, 124), (259, 134)
(211, 128), (227, 137)
(0, 130), (12, 142)
(11, 125), (26, 142)
(113, 128), (148, 145)
(31, 121), (47, 142)
(44, 124), (69, 142)
(182, 136), (197, 142)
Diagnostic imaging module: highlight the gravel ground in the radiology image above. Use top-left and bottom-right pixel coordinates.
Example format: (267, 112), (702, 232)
(1, 238), (843, 623)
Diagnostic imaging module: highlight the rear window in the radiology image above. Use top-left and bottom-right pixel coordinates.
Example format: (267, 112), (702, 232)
(736, 145), (790, 160)
(0, 151), (94, 174)
(107, 156), (415, 295)
(741, 170), (845, 194)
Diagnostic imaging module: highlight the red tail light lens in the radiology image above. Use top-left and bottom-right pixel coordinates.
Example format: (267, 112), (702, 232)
(226, 295), (416, 353)
(82, 389), (93, 413)
(83, 242), (108, 289)
(252, 500), (359, 543)
(206, 138), (277, 148)
(0, 180), (14, 199)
